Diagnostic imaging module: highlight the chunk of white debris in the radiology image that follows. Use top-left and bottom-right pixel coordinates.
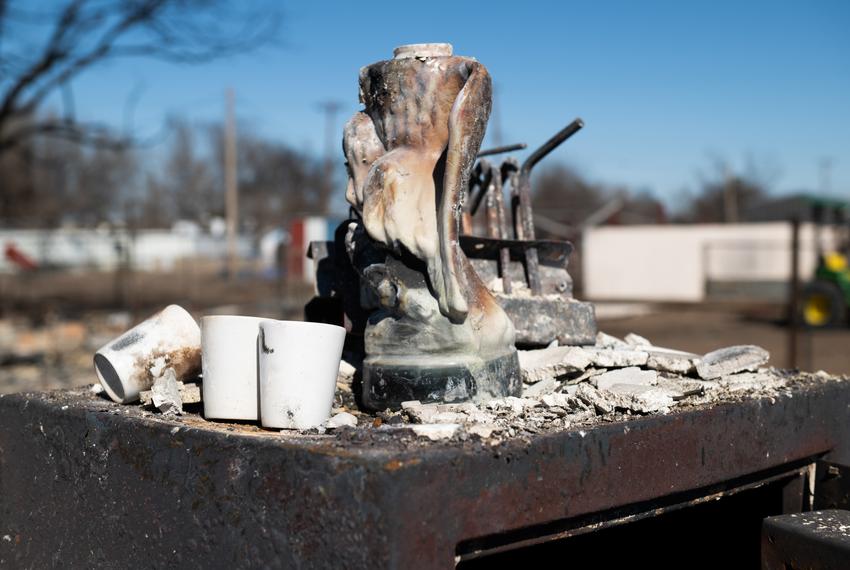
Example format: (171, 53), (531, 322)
(89, 383), (105, 395)
(539, 392), (573, 408)
(518, 346), (591, 383)
(583, 346), (649, 368)
(604, 384), (675, 413)
(326, 411), (358, 429)
(151, 368), (182, 416)
(595, 332), (630, 349)
(656, 377), (706, 399)
(180, 381), (202, 405)
(696, 345), (770, 380)
(522, 376), (557, 397)
(436, 402), (479, 414)
(410, 423), (460, 441)
(486, 396), (539, 415)
(645, 348), (699, 375)
(719, 370), (786, 392)
(431, 411), (468, 424)
(404, 403), (439, 423)
(467, 424), (499, 439)
(400, 400), (422, 410)
(593, 367), (657, 390)
(624, 333), (651, 347)
(564, 367), (605, 385)
(575, 383), (614, 414)
(338, 359), (356, 382)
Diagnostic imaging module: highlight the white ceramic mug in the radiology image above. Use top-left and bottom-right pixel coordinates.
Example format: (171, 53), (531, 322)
(94, 304), (201, 404)
(201, 315), (267, 421)
(258, 320), (346, 429)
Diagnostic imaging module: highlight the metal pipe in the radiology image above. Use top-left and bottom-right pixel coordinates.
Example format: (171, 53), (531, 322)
(788, 218), (800, 369)
(517, 118), (584, 295)
(487, 163), (512, 294)
(477, 142), (527, 158)
(469, 159), (493, 216)
(520, 118), (584, 177)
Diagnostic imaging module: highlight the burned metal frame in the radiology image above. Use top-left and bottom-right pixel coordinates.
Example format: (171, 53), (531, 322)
(465, 119), (584, 295)
(515, 118), (584, 294)
(2, 379), (849, 568)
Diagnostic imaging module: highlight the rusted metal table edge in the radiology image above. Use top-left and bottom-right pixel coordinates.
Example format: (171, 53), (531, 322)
(457, 462), (815, 560)
(4, 379), (846, 464)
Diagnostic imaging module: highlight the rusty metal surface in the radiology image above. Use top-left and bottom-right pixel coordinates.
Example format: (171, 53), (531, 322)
(814, 460), (850, 510)
(2, 379), (849, 569)
(494, 295), (597, 346)
(762, 510), (850, 570)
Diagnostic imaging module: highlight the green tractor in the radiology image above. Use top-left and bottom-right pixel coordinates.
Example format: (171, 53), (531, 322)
(801, 198), (850, 327)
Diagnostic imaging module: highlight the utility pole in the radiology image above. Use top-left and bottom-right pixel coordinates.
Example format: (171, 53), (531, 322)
(224, 88), (238, 279)
(317, 100), (343, 214)
(723, 164), (738, 223)
(819, 157), (834, 195)
(490, 83), (503, 147)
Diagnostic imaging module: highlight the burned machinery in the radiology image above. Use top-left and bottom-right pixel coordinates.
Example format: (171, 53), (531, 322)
(461, 119), (597, 347)
(306, 43), (596, 409)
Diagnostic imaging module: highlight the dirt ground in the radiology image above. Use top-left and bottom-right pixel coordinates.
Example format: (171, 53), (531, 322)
(0, 268), (314, 395)
(599, 305), (850, 375)
(2, 295), (848, 396)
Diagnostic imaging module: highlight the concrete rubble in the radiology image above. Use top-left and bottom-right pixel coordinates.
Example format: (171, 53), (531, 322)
(696, 345), (770, 380)
(518, 346), (590, 383)
(326, 411), (358, 429)
(260, 330), (811, 443)
(150, 368), (182, 416)
(138, 370), (201, 415)
(103, 327), (834, 446)
(345, 332), (782, 442)
(592, 367), (657, 390)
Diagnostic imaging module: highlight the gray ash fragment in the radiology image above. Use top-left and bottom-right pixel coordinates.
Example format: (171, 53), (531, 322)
(576, 383), (614, 414)
(603, 384), (676, 414)
(656, 377), (707, 399)
(150, 368), (182, 416)
(518, 346), (590, 384)
(593, 367), (657, 390)
(645, 348), (699, 375)
(624, 332), (651, 347)
(522, 376), (558, 397)
(718, 370), (786, 392)
(595, 331), (630, 349)
(326, 411), (358, 429)
(582, 346), (649, 368)
(697, 345), (769, 380)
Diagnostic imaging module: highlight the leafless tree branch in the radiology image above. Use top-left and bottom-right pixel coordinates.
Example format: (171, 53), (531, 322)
(0, 0), (280, 153)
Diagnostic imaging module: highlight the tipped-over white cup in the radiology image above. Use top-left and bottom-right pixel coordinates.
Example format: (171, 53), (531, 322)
(258, 320), (346, 430)
(94, 304), (201, 404)
(201, 315), (266, 421)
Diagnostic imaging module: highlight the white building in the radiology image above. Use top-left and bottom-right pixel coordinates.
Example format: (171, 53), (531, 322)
(582, 223), (839, 303)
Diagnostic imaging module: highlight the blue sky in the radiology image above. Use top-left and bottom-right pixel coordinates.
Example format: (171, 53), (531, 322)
(61, 0), (850, 207)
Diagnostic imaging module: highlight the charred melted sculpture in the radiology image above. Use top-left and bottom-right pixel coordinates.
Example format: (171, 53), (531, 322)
(343, 43), (521, 409)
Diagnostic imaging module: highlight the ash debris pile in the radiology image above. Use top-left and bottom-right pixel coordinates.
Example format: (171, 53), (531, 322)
(321, 331), (819, 442)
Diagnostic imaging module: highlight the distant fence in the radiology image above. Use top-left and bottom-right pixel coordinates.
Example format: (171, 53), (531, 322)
(583, 222), (839, 303)
(0, 229), (248, 274)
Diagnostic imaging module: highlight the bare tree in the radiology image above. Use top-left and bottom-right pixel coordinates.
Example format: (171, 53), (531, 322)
(0, 0), (279, 154)
(532, 164), (610, 230)
(138, 118), (217, 226)
(0, 124), (138, 227)
(676, 156), (776, 223)
(531, 164), (666, 235)
(208, 124), (329, 232)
